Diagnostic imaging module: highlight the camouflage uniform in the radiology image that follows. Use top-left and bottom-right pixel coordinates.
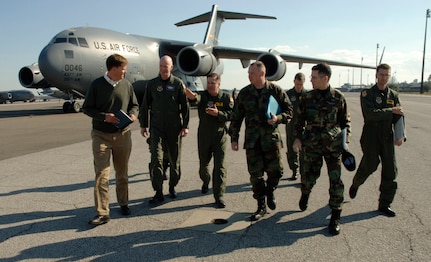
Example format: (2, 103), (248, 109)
(285, 87), (307, 176)
(351, 85), (401, 208)
(294, 87), (350, 210)
(190, 90), (233, 202)
(229, 81), (292, 201)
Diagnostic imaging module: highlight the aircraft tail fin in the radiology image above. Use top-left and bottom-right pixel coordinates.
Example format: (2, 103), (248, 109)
(175, 4), (276, 46)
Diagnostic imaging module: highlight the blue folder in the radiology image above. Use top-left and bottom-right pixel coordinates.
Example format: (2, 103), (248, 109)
(266, 95), (281, 119)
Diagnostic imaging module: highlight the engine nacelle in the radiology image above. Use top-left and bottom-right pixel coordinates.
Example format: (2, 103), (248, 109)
(176, 45), (218, 76)
(257, 51), (287, 81)
(18, 63), (50, 88)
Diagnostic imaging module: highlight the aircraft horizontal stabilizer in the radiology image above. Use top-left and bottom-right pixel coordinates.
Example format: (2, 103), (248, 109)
(175, 11), (276, 27)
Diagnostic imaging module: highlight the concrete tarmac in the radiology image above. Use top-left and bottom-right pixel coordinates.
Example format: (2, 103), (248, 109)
(0, 93), (430, 261)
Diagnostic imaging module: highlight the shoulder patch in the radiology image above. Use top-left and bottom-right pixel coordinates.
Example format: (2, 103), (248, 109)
(361, 90), (367, 97)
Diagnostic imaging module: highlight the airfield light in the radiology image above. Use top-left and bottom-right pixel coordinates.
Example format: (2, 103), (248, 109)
(420, 9), (430, 94)
(376, 43), (379, 67)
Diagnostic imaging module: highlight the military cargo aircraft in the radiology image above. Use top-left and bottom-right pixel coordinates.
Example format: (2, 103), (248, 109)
(18, 4), (374, 113)
(34, 87), (69, 101)
(0, 89), (35, 104)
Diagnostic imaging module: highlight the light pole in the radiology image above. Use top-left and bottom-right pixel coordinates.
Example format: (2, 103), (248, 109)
(420, 9), (430, 94)
(360, 57), (363, 88)
(347, 69), (350, 85)
(376, 43), (379, 67)
(352, 68), (354, 86)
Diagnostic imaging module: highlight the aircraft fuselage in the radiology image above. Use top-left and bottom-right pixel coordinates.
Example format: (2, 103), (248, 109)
(19, 5), (374, 113)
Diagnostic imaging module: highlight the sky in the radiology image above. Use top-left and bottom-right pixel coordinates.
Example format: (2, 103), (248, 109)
(0, 0), (430, 92)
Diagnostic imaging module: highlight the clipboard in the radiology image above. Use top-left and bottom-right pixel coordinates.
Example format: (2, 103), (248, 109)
(266, 95), (281, 119)
(114, 109), (133, 130)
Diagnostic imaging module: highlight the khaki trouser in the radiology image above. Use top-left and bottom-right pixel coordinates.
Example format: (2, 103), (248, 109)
(91, 129), (132, 216)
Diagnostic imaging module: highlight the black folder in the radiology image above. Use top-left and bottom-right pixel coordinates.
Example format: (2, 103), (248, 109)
(114, 109), (133, 130)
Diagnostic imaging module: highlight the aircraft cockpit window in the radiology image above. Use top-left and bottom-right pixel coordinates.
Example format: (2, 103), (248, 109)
(78, 38), (89, 48)
(68, 38), (78, 46)
(54, 37), (67, 44)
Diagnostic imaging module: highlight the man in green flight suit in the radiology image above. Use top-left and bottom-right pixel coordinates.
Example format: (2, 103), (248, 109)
(229, 61), (293, 221)
(293, 63), (351, 235)
(185, 73), (234, 208)
(139, 55), (190, 203)
(349, 63), (405, 217)
(285, 72), (307, 181)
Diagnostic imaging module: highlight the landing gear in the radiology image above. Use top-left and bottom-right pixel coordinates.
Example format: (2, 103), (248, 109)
(62, 92), (81, 113)
(62, 101), (81, 113)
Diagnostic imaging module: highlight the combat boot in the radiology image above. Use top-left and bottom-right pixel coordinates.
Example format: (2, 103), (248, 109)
(266, 188), (276, 210)
(349, 184), (358, 199)
(328, 209), (341, 235)
(288, 169), (298, 181)
(299, 193), (309, 211)
(149, 190), (164, 204)
(250, 198), (267, 221)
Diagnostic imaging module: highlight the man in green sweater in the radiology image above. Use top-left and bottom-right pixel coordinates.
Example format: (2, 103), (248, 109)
(82, 54), (139, 226)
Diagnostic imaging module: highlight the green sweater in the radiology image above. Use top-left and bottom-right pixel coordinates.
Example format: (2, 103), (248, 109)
(82, 77), (139, 133)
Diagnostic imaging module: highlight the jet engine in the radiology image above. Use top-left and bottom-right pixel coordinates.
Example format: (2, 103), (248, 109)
(257, 51), (286, 81)
(18, 63), (50, 89)
(176, 45), (218, 76)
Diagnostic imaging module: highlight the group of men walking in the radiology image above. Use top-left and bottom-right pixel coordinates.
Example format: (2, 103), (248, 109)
(82, 53), (405, 236)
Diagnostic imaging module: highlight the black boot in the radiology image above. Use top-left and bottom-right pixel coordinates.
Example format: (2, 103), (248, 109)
(328, 209), (341, 235)
(250, 198), (267, 221)
(169, 186), (177, 198)
(149, 190), (164, 204)
(288, 169), (298, 181)
(266, 189), (276, 210)
(299, 193), (309, 211)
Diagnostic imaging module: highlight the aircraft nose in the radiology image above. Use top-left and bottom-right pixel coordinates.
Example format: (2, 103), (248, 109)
(38, 44), (67, 86)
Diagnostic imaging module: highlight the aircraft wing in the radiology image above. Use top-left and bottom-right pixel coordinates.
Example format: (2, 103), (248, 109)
(213, 46), (375, 70)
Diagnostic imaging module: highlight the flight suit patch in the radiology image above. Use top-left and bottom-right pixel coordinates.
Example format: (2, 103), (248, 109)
(361, 90), (367, 97)
(376, 97), (382, 104)
(387, 99), (394, 106)
(167, 85), (174, 91)
(157, 86), (163, 92)
(215, 101), (223, 107)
